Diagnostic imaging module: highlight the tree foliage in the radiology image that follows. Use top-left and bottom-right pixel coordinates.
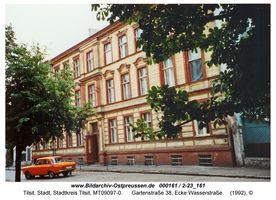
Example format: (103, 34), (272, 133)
(92, 4), (270, 139)
(5, 25), (93, 181)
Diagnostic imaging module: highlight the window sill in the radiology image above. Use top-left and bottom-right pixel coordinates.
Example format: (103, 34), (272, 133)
(195, 133), (211, 137)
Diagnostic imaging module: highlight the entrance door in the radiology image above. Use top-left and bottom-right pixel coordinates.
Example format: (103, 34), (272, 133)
(86, 122), (99, 164)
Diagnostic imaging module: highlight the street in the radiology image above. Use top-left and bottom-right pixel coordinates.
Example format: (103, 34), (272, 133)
(6, 170), (268, 182)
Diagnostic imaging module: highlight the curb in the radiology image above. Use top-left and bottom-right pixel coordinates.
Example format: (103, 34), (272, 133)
(7, 167), (270, 180)
(75, 169), (271, 180)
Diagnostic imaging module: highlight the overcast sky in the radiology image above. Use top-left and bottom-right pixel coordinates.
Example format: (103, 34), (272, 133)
(5, 4), (109, 60)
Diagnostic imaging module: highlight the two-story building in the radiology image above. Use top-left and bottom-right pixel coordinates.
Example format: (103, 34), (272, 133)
(32, 21), (234, 167)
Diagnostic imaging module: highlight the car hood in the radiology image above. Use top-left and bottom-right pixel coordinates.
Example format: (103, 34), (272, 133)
(22, 165), (35, 170)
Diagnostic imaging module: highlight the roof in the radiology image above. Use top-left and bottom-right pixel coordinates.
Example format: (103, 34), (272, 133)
(51, 20), (123, 63)
(37, 156), (61, 160)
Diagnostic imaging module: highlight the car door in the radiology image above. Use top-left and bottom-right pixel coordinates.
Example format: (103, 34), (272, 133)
(41, 159), (52, 175)
(33, 160), (44, 175)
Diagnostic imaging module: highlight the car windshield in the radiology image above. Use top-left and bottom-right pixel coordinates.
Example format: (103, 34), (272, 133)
(35, 159), (50, 165)
(51, 157), (62, 164)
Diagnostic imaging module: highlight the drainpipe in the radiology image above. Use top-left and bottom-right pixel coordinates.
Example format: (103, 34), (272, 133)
(101, 117), (108, 171)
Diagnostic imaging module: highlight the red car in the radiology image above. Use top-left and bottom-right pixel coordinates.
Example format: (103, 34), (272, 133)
(22, 156), (76, 179)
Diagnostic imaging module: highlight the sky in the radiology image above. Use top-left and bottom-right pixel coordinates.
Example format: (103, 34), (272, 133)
(5, 4), (109, 60)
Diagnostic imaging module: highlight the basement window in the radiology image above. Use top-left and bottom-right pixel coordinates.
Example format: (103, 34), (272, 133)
(171, 155), (183, 166)
(111, 156), (118, 165)
(198, 154), (213, 166)
(127, 156), (135, 165)
(144, 156), (154, 166)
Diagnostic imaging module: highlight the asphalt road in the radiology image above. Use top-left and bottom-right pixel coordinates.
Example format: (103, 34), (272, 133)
(6, 170), (268, 182)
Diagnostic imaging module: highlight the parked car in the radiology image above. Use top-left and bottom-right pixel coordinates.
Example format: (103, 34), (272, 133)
(21, 156), (76, 179)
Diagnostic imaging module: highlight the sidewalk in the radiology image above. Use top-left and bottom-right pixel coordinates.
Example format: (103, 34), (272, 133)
(75, 164), (270, 180)
(6, 164), (270, 180)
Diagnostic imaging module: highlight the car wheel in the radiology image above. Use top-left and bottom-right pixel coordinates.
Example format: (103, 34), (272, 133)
(48, 171), (55, 179)
(62, 172), (69, 177)
(25, 172), (33, 180)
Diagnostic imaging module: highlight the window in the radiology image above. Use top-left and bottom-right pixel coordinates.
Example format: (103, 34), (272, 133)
(122, 73), (131, 100)
(88, 85), (96, 107)
(193, 120), (210, 135)
(50, 140), (57, 149)
(199, 154), (213, 166)
(104, 43), (112, 65)
(111, 156), (118, 165)
(63, 61), (69, 69)
(171, 155), (183, 166)
(127, 156), (135, 165)
(109, 119), (117, 143)
(135, 28), (143, 51)
(73, 58), (80, 78)
(163, 58), (175, 87)
(87, 51), (94, 72)
(124, 116), (134, 142)
(144, 156), (154, 165)
(54, 67), (60, 78)
(188, 49), (203, 82)
(138, 67), (148, 95)
(75, 90), (81, 107)
(58, 138), (63, 148)
(119, 35), (128, 58)
(77, 132), (83, 146)
(106, 79), (115, 104)
(67, 133), (73, 147)
(141, 112), (152, 140)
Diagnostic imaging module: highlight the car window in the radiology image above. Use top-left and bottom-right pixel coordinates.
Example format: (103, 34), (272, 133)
(52, 157), (62, 164)
(35, 160), (43, 165)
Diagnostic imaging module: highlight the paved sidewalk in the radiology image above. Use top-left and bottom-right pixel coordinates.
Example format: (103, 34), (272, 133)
(6, 164), (270, 180)
(75, 164), (270, 180)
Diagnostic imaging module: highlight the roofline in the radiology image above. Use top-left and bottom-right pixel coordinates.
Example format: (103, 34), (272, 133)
(51, 20), (124, 63)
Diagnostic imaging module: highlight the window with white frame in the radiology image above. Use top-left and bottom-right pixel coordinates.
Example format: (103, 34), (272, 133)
(50, 140), (57, 149)
(58, 138), (63, 148)
(188, 48), (203, 82)
(75, 90), (81, 107)
(73, 58), (80, 78)
(141, 112), (152, 128)
(135, 28), (143, 51)
(54, 67), (60, 78)
(193, 120), (210, 135)
(138, 67), (148, 95)
(107, 79), (115, 104)
(87, 51), (94, 72)
(124, 116), (134, 142)
(67, 134), (73, 147)
(122, 73), (131, 100)
(63, 61), (69, 69)
(119, 35), (127, 58)
(88, 84), (96, 107)
(77, 132), (83, 146)
(104, 43), (112, 65)
(109, 119), (117, 143)
(163, 58), (175, 87)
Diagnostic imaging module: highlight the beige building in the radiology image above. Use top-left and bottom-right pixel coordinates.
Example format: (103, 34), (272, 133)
(32, 21), (234, 167)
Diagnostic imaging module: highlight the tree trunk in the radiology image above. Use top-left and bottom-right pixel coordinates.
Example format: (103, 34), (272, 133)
(15, 144), (22, 182)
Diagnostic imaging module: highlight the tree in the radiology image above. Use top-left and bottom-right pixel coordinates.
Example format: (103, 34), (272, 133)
(5, 26), (93, 181)
(92, 4), (270, 139)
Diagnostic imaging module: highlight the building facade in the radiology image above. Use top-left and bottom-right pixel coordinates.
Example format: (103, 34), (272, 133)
(32, 21), (234, 167)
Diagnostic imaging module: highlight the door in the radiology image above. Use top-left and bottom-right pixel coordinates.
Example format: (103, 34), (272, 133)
(86, 122), (99, 164)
